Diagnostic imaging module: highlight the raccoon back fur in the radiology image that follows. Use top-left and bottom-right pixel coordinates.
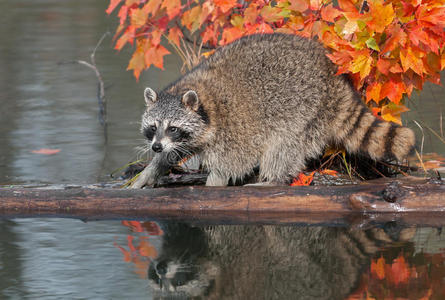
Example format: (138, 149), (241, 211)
(132, 33), (415, 187)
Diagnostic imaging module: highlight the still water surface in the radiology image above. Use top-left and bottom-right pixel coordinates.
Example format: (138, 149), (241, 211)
(1, 1), (445, 299)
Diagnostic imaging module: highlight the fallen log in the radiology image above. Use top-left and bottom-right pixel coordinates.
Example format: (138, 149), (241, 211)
(0, 176), (444, 226)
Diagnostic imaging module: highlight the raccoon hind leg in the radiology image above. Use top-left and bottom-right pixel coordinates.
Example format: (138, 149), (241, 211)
(206, 170), (230, 186)
(259, 136), (314, 185)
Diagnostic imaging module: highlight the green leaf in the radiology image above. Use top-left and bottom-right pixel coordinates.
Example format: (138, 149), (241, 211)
(366, 37), (380, 51)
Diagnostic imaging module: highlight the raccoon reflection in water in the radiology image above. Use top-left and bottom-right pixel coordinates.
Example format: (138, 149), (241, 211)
(131, 33), (415, 188)
(147, 223), (415, 299)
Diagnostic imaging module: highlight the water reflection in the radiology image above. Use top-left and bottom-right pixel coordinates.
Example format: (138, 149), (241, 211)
(117, 221), (445, 300)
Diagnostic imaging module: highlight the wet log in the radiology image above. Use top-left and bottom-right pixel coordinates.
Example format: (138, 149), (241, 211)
(0, 176), (444, 226)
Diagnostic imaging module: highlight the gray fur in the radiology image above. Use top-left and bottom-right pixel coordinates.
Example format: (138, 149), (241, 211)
(147, 223), (416, 299)
(132, 33), (415, 188)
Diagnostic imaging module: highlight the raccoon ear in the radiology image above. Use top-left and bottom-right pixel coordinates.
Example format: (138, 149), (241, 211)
(182, 90), (199, 111)
(144, 87), (157, 105)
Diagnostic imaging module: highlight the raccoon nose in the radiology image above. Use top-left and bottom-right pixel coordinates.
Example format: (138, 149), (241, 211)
(156, 261), (167, 276)
(152, 142), (163, 153)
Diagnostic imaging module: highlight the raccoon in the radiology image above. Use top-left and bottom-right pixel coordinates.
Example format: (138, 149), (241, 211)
(131, 33), (415, 188)
(147, 223), (416, 300)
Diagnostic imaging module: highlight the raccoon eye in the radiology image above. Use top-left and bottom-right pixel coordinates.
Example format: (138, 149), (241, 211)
(168, 126), (178, 133)
(150, 125), (157, 131)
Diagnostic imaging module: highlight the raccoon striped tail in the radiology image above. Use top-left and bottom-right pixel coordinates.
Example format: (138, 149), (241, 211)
(341, 107), (415, 161)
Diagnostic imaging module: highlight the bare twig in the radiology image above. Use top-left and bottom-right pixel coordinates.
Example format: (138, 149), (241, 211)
(76, 32), (110, 128)
(413, 120), (424, 160)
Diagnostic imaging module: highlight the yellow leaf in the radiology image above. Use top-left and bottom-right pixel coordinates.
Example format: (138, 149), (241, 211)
(342, 20), (358, 35)
(127, 49), (145, 80)
(368, 0), (394, 33)
(230, 15), (244, 28)
(349, 54), (372, 79)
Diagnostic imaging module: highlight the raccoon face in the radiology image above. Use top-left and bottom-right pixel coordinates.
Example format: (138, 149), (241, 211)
(141, 87), (208, 158)
(147, 223), (216, 298)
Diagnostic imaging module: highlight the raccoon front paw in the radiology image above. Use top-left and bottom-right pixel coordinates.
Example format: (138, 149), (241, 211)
(129, 165), (158, 189)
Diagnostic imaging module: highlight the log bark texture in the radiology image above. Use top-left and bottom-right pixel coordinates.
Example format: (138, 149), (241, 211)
(0, 176), (444, 226)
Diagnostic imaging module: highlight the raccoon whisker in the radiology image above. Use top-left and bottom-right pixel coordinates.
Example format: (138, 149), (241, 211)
(175, 144), (194, 158)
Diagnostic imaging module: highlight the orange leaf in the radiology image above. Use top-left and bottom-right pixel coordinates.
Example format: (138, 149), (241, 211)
(366, 81), (382, 103)
(368, 0), (394, 33)
(139, 240), (158, 258)
(127, 235), (137, 253)
(400, 47), (424, 76)
(381, 24), (407, 53)
(201, 24), (219, 46)
(127, 48), (145, 80)
(144, 45), (170, 70)
(161, 0), (181, 19)
(288, 0), (309, 12)
(168, 27), (183, 47)
(220, 26), (245, 45)
(114, 242), (132, 262)
(199, 1), (215, 27)
(319, 169), (338, 177)
(31, 148), (61, 155)
(244, 3), (260, 24)
(144, 0), (162, 16)
(376, 58), (391, 75)
(371, 256), (386, 280)
(337, 0), (358, 13)
(115, 27), (135, 51)
(130, 8), (148, 28)
(261, 5), (282, 23)
(390, 255), (410, 285)
(106, 0), (123, 14)
(419, 7), (445, 27)
(181, 5), (201, 32)
(117, 5), (128, 24)
(214, 0), (237, 14)
(290, 172), (315, 186)
(380, 79), (405, 104)
(381, 103), (410, 125)
(321, 4), (342, 23)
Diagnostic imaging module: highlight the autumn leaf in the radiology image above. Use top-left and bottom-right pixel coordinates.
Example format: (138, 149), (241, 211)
(319, 169), (338, 177)
(127, 48), (145, 80)
(380, 79), (405, 104)
(31, 148), (61, 155)
(143, 0), (162, 16)
(288, 0), (309, 13)
(261, 5), (282, 23)
(214, 0), (238, 14)
(144, 45), (170, 69)
(168, 27), (183, 47)
(390, 256), (410, 285)
(349, 52), (372, 80)
(106, 0), (123, 14)
(321, 4), (341, 23)
(291, 172), (315, 186)
(367, 0), (394, 33)
(130, 8), (148, 28)
(366, 81), (382, 103)
(161, 0), (181, 19)
(220, 26), (245, 45)
(400, 46), (425, 76)
(371, 256), (386, 280)
(139, 240), (157, 257)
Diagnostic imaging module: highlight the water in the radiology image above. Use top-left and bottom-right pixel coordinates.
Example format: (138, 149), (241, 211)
(0, 0), (445, 299)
